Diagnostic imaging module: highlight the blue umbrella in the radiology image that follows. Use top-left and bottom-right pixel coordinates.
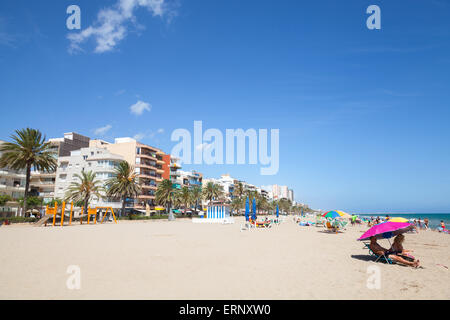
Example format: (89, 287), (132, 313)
(276, 204), (279, 218)
(245, 197), (250, 221)
(301, 208), (304, 217)
(252, 198), (257, 221)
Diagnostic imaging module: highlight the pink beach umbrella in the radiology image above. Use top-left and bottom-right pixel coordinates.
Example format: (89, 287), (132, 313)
(358, 221), (415, 241)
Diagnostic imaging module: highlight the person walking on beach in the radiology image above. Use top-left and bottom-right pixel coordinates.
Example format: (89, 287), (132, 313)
(424, 218), (429, 229)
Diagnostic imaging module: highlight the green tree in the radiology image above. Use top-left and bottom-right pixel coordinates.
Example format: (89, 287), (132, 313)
(105, 161), (141, 217)
(43, 198), (64, 206)
(0, 195), (12, 207)
(230, 197), (242, 215)
(65, 171), (103, 216)
(190, 186), (202, 215)
(0, 128), (57, 215)
(176, 186), (192, 216)
(202, 182), (224, 205)
(155, 179), (176, 221)
(233, 182), (246, 199)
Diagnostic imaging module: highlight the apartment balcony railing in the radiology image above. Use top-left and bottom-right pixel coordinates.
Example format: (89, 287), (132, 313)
(0, 170), (26, 178)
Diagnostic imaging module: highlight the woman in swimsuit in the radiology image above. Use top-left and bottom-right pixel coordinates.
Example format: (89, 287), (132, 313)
(386, 234), (420, 267)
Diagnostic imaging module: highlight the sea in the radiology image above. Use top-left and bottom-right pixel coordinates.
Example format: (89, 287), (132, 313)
(358, 213), (450, 229)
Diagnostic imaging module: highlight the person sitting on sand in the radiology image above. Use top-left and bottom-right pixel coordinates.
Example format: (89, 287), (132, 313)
(439, 221), (446, 232)
(369, 236), (420, 268)
(387, 234), (419, 265)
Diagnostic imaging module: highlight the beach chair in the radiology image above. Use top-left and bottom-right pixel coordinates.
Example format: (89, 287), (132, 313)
(324, 221), (339, 233)
(315, 217), (325, 227)
(338, 220), (348, 230)
(362, 242), (394, 264)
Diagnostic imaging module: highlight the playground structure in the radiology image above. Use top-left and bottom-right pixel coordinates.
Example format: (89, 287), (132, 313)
(35, 202), (117, 227)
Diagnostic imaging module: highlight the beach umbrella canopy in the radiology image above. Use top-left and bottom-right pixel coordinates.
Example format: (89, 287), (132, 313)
(358, 221), (414, 241)
(252, 198), (257, 221)
(276, 204), (279, 218)
(388, 217), (409, 223)
(322, 210), (351, 219)
(245, 197), (250, 221)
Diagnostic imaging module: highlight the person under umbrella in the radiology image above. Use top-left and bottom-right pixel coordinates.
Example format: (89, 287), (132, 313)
(360, 221), (420, 268)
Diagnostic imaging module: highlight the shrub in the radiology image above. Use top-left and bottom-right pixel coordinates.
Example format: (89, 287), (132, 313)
(0, 217), (38, 224)
(0, 195), (12, 206)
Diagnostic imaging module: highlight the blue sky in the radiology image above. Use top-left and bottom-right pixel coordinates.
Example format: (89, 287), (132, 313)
(1, 0), (450, 213)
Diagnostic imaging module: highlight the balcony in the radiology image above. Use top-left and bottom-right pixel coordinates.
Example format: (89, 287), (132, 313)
(0, 184), (25, 191)
(0, 170), (25, 178)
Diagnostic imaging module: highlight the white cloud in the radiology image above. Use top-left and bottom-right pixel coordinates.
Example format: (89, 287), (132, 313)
(130, 100), (151, 115)
(133, 133), (146, 141)
(94, 124), (112, 136)
(67, 0), (171, 53)
(157, 128), (165, 134)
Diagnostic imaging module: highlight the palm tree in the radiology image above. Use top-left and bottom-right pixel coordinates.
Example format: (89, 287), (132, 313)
(230, 197), (242, 216)
(202, 181), (224, 205)
(155, 179), (176, 221)
(65, 171), (103, 217)
(177, 186), (192, 216)
(0, 128), (57, 215)
(256, 193), (269, 215)
(190, 186), (202, 215)
(105, 161), (141, 217)
(233, 181), (245, 199)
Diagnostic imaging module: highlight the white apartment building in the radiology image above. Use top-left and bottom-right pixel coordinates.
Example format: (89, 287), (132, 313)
(0, 140), (26, 200)
(54, 147), (124, 208)
(173, 170), (203, 189)
(30, 132), (90, 202)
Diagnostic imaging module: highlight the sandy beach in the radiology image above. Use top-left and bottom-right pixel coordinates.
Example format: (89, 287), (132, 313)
(0, 217), (449, 300)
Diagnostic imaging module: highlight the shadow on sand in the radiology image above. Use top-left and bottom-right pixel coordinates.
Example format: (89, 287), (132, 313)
(350, 254), (377, 262)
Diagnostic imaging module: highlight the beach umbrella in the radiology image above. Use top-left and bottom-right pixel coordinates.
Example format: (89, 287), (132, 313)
(358, 221), (414, 241)
(276, 204), (279, 218)
(301, 208), (304, 217)
(388, 217), (409, 223)
(252, 198), (257, 221)
(322, 210), (351, 219)
(245, 197), (250, 221)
